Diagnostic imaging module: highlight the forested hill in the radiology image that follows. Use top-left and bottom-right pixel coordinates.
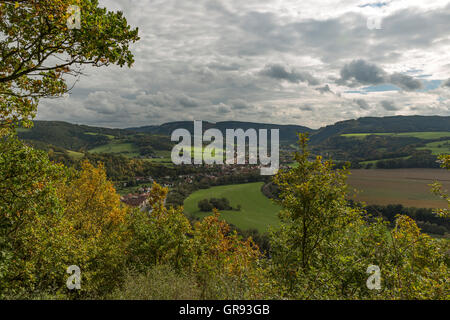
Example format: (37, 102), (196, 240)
(16, 120), (132, 151)
(126, 121), (313, 144)
(16, 115), (450, 151)
(310, 116), (450, 144)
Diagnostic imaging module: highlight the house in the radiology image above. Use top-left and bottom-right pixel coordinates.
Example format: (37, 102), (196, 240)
(120, 193), (150, 211)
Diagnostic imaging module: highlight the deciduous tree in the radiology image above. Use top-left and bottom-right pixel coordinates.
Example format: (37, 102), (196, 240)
(0, 0), (139, 134)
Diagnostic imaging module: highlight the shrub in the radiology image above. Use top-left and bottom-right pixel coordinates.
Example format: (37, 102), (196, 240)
(109, 265), (201, 300)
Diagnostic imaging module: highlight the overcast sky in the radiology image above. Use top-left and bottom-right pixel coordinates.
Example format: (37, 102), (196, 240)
(37, 0), (450, 129)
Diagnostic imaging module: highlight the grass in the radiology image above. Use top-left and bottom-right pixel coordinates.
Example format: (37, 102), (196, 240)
(417, 141), (450, 155)
(84, 132), (115, 139)
(88, 141), (139, 157)
(341, 132), (450, 140)
(66, 150), (85, 160)
(183, 182), (280, 233)
(182, 170), (449, 235)
(360, 156), (411, 166)
(146, 147), (226, 164)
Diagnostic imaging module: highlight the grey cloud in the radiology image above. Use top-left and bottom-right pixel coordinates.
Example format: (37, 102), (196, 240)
(340, 59), (386, 86)
(260, 64), (319, 86)
(217, 103), (232, 114)
(299, 105), (313, 111)
(354, 99), (370, 110)
(178, 94), (201, 108)
(35, 0), (450, 128)
(389, 73), (423, 91)
(229, 99), (254, 110)
(339, 59), (423, 91)
(380, 100), (399, 111)
(207, 62), (241, 71)
(316, 84), (333, 94)
(442, 79), (450, 88)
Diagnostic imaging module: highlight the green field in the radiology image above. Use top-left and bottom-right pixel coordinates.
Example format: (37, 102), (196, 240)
(146, 147), (226, 164)
(341, 132), (450, 139)
(182, 169), (450, 233)
(183, 182), (280, 233)
(66, 150), (85, 160)
(417, 141), (450, 155)
(89, 141), (139, 157)
(84, 132), (115, 139)
(360, 156), (411, 166)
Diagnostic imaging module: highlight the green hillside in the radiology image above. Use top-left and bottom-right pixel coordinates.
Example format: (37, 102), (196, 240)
(183, 182), (280, 233)
(128, 120), (312, 144)
(417, 140), (450, 155)
(342, 132), (450, 140)
(89, 141), (140, 157)
(311, 116), (450, 144)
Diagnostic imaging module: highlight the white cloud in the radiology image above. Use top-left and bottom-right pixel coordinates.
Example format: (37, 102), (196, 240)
(36, 0), (450, 128)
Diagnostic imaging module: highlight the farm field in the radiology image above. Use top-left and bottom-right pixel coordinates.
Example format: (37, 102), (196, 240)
(145, 147), (226, 164)
(88, 141), (140, 157)
(341, 132), (450, 139)
(183, 182), (280, 233)
(183, 169), (450, 233)
(347, 169), (450, 208)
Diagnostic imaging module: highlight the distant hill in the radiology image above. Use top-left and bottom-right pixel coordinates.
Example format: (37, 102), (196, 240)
(17, 121), (131, 151)
(16, 115), (450, 153)
(127, 121), (313, 144)
(310, 116), (450, 144)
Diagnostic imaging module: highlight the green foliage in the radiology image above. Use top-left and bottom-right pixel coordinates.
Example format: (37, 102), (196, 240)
(379, 216), (449, 299)
(0, 0), (139, 134)
(440, 154), (450, 169)
(198, 199), (214, 212)
(431, 154), (450, 218)
(198, 198), (232, 212)
(190, 212), (263, 299)
(0, 134), (67, 297)
(270, 133), (363, 297)
(128, 183), (194, 272)
(0, 147), (131, 298)
(2, 132), (448, 300)
(268, 134), (449, 299)
(109, 265), (202, 300)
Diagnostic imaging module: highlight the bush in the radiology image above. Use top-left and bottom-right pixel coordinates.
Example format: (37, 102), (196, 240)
(198, 198), (232, 212)
(198, 199), (214, 212)
(109, 265), (201, 300)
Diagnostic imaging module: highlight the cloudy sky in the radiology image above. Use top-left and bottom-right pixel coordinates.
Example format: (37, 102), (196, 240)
(37, 0), (450, 129)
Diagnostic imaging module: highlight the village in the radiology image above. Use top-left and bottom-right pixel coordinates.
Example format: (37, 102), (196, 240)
(119, 158), (293, 209)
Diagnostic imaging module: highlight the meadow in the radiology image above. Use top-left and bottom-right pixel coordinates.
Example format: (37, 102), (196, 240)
(183, 182), (280, 233)
(89, 141), (140, 157)
(341, 132), (450, 139)
(66, 150), (85, 160)
(417, 140), (450, 155)
(182, 169), (450, 233)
